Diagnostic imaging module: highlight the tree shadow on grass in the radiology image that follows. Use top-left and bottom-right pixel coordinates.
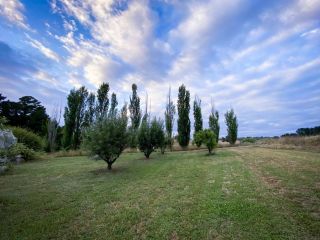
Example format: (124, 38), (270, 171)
(90, 166), (129, 175)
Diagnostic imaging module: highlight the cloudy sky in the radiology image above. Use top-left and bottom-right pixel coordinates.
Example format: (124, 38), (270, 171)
(0, 0), (319, 137)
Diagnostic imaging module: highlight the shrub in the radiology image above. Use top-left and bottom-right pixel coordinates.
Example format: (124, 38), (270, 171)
(10, 127), (43, 151)
(194, 131), (203, 148)
(7, 143), (38, 161)
(195, 129), (217, 154)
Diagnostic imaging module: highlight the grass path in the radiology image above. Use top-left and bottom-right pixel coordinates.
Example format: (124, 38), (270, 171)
(0, 147), (319, 239)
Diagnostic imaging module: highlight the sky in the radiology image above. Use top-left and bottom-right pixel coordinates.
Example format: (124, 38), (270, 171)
(0, 0), (319, 137)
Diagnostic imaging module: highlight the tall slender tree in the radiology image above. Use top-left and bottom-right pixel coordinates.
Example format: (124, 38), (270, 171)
(164, 87), (176, 151)
(96, 83), (109, 119)
(63, 86), (88, 149)
(225, 109), (238, 145)
(84, 93), (96, 127)
(193, 96), (203, 133)
(177, 84), (191, 148)
(109, 93), (118, 117)
(209, 100), (220, 144)
(128, 83), (142, 148)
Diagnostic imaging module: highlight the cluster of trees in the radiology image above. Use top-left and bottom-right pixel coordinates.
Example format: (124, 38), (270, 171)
(281, 126), (320, 137)
(0, 94), (48, 136)
(1, 83), (239, 170)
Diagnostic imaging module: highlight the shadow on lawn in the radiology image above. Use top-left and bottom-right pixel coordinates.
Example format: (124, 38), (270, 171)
(90, 166), (129, 175)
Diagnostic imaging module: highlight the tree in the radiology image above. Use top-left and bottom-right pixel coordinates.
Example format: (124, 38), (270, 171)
(138, 116), (164, 158)
(225, 109), (238, 145)
(96, 83), (109, 119)
(84, 93), (96, 127)
(0, 94), (48, 135)
(84, 105), (128, 170)
(209, 102), (220, 144)
(194, 131), (203, 148)
(193, 96), (203, 133)
(109, 93), (118, 117)
(46, 106), (61, 152)
(201, 129), (217, 154)
(164, 87), (176, 151)
(129, 83), (142, 148)
(177, 84), (191, 148)
(63, 86), (88, 149)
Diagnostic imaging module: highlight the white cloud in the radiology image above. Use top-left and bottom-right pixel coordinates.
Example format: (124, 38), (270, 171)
(0, 0), (30, 29)
(26, 36), (60, 62)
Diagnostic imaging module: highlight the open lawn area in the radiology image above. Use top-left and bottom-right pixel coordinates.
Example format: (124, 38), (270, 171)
(1, 147), (319, 240)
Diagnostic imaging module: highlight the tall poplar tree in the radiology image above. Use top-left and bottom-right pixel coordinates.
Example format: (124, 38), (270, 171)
(129, 83), (142, 148)
(96, 82), (109, 119)
(177, 84), (190, 148)
(193, 96), (203, 133)
(225, 109), (238, 145)
(63, 86), (88, 149)
(164, 87), (176, 150)
(209, 101), (220, 144)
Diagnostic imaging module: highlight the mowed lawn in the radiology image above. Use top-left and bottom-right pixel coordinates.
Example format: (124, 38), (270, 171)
(0, 147), (319, 240)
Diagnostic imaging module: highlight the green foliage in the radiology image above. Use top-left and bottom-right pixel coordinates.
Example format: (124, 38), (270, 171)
(96, 82), (110, 119)
(138, 116), (165, 158)
(63, 86), (89, 150)
(177, 84), (191, 148)
(0, 116), (7, 130)
(83, 93), (96, 127)
(10, 127), (43, 151)
(0, 94), (48, 135)
(129, 84), (142, 148)
(193, 96), (203, 133)
(84, 106), (128, 170)
(109, 93), (118, 117)
(201, 129), (217, 154)
(225, 109), (238, 145)
(209, 110), (220, 143)
(164, 87), (176, 151)
(7, 143), (38, 161)
(241, 137), (256, 144)
(194, 131), (203, 148)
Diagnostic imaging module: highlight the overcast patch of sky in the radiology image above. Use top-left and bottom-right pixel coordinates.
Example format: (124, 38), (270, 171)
(0, 0), (319, 137)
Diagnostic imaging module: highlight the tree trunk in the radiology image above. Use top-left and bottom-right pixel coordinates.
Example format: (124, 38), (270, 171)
(107, 162), (112, 170)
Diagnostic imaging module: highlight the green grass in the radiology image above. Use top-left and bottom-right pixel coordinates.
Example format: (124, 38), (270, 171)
(1, 147), (319, 239)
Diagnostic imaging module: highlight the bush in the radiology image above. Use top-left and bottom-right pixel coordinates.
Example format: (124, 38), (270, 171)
(194, 131), (203, 148)
(202, 129), (217, 154)
(10, 127), (43, 151)
(7, 143), (38, 161)
(241, 137), (256, 144)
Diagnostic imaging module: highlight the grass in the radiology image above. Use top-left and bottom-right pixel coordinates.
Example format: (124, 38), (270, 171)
(0, 147), (319, 239)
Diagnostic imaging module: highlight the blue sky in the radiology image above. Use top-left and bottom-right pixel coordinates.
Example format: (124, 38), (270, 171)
(0, 0), (319, 137)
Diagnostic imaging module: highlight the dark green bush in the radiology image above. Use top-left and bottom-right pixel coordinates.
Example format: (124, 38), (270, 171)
(10, 127), (43, 151)
(7, 143), (38, 161)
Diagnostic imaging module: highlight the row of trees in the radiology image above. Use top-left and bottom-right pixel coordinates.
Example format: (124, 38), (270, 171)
(72, 83), (238, 170)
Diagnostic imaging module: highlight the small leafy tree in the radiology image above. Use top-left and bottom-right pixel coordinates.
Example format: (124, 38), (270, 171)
(138, 116), (164, 158)
(225, 109), (238, 145)
(177, 85), (191, 148)
(84, 105), (128, 170)
(201, 129), (217, 154)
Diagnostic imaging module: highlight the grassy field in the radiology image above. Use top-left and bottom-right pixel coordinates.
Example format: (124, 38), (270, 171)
(0, 147), (319, 240)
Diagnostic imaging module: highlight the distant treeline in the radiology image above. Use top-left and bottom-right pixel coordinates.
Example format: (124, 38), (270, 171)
(281, 126), (320, 137)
